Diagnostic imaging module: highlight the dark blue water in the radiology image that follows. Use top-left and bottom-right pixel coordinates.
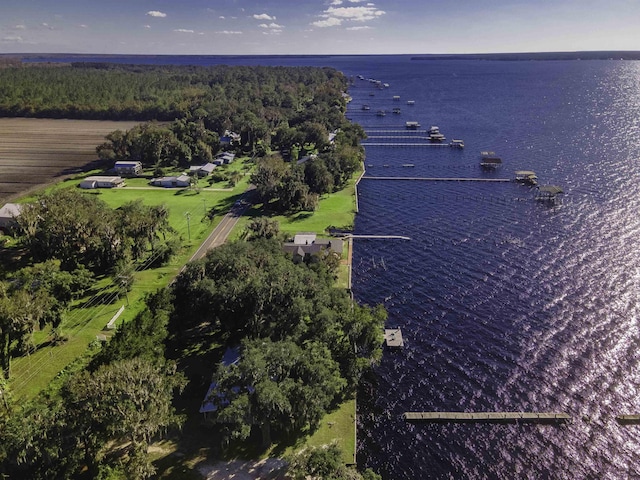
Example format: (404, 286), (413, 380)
(33, 54), (640, 478)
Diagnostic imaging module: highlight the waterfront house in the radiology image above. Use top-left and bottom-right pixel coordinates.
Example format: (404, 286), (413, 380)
(79, 176), (125, 189)
(283, 232), (343, 263)
(114, 160), (142, 177)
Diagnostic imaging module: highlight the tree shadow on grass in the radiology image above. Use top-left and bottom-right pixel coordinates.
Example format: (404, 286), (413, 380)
(289, 212), (314, 222)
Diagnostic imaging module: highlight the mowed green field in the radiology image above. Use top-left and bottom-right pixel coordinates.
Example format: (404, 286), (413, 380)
(9, 162), (253, 401)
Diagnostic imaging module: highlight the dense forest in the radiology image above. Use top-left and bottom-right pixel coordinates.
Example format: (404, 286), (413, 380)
(0, 63), (347, 128)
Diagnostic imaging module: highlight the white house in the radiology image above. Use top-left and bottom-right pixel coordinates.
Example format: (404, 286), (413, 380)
(79, 176), (125, 189)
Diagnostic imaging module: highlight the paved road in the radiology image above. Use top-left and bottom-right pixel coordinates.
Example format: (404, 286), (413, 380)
(189, 187), (255, 262)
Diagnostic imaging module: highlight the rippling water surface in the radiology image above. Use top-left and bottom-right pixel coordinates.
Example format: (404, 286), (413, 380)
(347, 59), (640, 479)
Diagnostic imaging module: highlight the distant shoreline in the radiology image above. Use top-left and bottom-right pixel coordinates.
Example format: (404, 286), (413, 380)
(2, 51), (640, 63)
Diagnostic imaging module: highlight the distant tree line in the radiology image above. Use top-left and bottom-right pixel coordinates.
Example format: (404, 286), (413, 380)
(0, 63), (347, 130)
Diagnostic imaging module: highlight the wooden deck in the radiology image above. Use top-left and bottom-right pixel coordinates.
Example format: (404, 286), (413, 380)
(384, 328), (404, 348)
(616, 415), (640, 424)
(404, 411), (570, 424)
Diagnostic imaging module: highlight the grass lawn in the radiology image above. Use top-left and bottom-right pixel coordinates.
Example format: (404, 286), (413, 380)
(8, 160), (254, 402)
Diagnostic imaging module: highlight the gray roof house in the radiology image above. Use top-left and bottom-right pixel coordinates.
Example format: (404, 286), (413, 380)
(150, 175), (191, 188)
(114, 161), (142, 177)
(189, 162), (216, 177)
(283, 232), (343, 262)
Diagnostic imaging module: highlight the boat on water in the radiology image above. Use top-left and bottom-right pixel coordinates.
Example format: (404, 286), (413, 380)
(515, 170), (538, 185)
(362, 104), (371, 111)
(449, 139), (465, 149)
(402, 164), (415, 167)
(376, 110), (386, 117)
(393, 95), (401, 101)
(407, 100), (415, 105)
(405, 121), (421, 130)
(392, 107), (401, 114)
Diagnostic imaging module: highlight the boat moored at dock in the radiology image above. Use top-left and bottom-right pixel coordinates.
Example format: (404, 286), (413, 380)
(405, 121), (421, 130)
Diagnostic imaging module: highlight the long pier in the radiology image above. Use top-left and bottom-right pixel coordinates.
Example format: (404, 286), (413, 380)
(404, 412), (571, 424)
(362, 142), (452, 147)
(345, 234), (411, 240)
(362, 176), (511, 183)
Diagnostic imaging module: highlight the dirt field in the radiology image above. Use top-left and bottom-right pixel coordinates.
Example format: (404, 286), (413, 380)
(0, 118), (140, 203)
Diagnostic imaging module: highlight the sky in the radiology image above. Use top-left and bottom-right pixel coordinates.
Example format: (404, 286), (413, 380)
(1, 0), (639, 55)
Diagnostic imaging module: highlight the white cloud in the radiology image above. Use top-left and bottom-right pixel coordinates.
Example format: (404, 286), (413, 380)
(174, 29), (195, 33)
(219, 16), (225, 19)
(216, 30), (243, 35)
(312, 17), (343, 28)
(312, 3), (385, 28)
(14, 25), (26, 30)
(146, 11), (167, 18)
(144, 24), (151, 29)
(346, 25), (372, 30)
(326, 6), (385, 21)
(253, 13), (275, 21)
(259, 22), (283, 29)
(2, 35), (24, 43)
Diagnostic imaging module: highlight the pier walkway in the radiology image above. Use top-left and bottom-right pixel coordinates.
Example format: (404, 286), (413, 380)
(362, 176), (511, 183)
(404, 412), (571, 424)
(362, 142), (452, 147)
(344, 234), (411, 240)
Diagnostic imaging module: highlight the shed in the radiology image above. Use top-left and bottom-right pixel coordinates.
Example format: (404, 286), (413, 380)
(79, 176), (125, 189)
(0, 203), (23, 230)
(114, 161), (142, 177)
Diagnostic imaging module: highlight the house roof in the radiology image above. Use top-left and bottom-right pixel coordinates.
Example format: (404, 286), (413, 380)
(114, 161), (141, 167)
(293, 233), (317, 245)
(82, 176), (123, 183)
(0, 203), (23, 219)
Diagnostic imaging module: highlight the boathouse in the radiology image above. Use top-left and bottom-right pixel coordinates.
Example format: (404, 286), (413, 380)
(515, 170), (538, 185)
(535, 185), (564, 203)
(480, 151), (502, 168)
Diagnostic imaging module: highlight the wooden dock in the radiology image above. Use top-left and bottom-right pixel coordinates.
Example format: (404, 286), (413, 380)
(403, 412), (571, 424)
(362, 176), (511, 183)
(362, 142), (452, 147)
(616, 415), (640, 424)
(384, 328), (404, 348)
(345, 234), (411, 240)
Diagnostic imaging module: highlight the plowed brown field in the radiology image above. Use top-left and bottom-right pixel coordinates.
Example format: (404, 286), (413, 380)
(0, 118), (139, 203)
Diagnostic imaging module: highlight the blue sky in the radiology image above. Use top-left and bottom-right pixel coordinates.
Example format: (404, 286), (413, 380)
(1, 0), (639, 55)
